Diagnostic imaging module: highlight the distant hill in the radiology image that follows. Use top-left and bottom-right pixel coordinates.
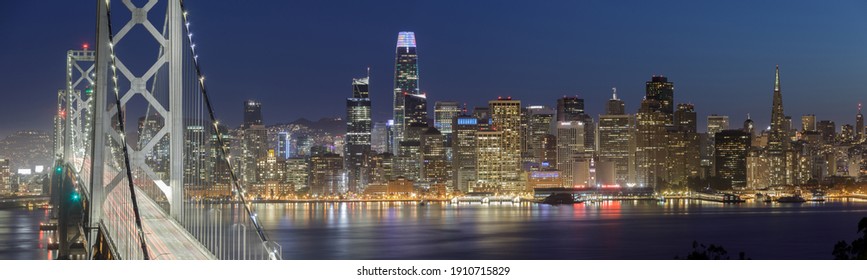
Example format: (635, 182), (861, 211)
(0, 131), (53, 170)
(271, 117), (345, 135)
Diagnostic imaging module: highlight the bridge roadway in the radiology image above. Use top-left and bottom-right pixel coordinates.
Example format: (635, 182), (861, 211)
(98, 171), (215, 260)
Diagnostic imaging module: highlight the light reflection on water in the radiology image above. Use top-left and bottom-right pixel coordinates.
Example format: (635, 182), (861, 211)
(0, 208), (50, 260)
(254, 199), (867, 260)
(2, 199), (867, 260)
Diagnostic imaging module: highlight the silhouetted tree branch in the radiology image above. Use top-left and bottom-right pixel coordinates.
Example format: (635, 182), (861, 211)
(832, 217), (867, 260)
(676, 240), (748, 260)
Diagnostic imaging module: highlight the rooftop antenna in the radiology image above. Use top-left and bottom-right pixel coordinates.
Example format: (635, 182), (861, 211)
(612, 87), (618, 100)
(366, 66), (370, 79)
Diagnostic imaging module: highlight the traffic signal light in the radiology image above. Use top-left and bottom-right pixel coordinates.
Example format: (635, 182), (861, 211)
(71, 192), (80, 202)
(56, 166), (63, 173)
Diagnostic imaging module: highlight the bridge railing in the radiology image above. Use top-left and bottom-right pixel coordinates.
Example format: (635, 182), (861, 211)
(183, 198), (282, 260)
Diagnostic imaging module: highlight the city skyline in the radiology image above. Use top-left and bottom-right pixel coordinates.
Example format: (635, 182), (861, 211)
(3, 0), (867, 265)
(3, 1), (867, 137)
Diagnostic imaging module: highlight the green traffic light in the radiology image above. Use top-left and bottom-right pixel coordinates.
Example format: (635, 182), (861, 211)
(71, 193), (80, 202)
(56, 166), (63, 173)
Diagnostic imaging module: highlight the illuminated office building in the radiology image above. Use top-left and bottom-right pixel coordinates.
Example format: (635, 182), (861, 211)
(346, 75), (372, 193)
(453, 115), (479, 193)
(525, 106), (554, 166)
(715, 130), (751, 188)
(489, 98), (523, 184)
(392, 31), (420, 154)
(309, 153), (344, 195)
(598, 113), (633, 186)
(645, 76), (675, 123)
(635, 99), (668, 189)
(556, 121), (588, 187)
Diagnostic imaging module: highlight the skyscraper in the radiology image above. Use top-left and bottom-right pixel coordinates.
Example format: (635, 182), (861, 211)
(635, 99), (668, 189)
(472, 98), (523, 192)
(242, 100), (267, 184)
(371, 121), (389, 154)
(243, 100), (263, 128)
(276, 132), (290, 160)
(0, 159), (9, 193)
(857, 104), (864, 142)
(557, 96), (584, 122)
(767, 66), (789, 187)
(392, 31), (420, 154)
(256, 149), (287, 197)
(309, 153), (344, 195)
(817, 120), (836, 144)
(715, 130), (751, 189)
(525, 106), (554, 166)
(705, 114), (729, 175)
(598, 90), (633, 186)
(768, 66), (787, 152)
(557, 96), (594, 152)
(285, 158), (308, 192)
(346, 75), (372, 193)
(707, 115), (730, 135)
(744, 115), (755, 136)
(667, 104), (701, 188)
(434, 101), (461, 145)
(674, 104), (697, 133)
(556, 121), (587, 187)
(489, 98), (523, 185)
(645, 76), (675, 123)
(452, 114), (479, 193)
(420, 127), (448, 185)
(474, 130), (506, 192)
(405, 93), (428, 128)
(801, 114), (816, 132)
(606, 88), (625, 115)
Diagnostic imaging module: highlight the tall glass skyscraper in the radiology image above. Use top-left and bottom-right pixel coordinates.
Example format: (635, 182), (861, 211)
(393, 31), (421, 154)
(434, 101), (460, 144)
(856, 104), (864, 142)
(276, 131), (290, 159)
(242, 99), (267, 184)
(243, 100), (263, 129)
(645, 76), (674, 123)
(346, 76), (372, 193)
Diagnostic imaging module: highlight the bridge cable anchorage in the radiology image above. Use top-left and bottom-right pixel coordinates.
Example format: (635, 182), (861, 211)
(178, 0), (280, 260)
(104, 3), (150, 260)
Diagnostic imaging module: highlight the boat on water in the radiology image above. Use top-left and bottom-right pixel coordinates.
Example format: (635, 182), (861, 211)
(541, 193), (583, 205)
(691, 192), (745, 203)
(776, 195), (806, 203)
(809, 191), (826, 202)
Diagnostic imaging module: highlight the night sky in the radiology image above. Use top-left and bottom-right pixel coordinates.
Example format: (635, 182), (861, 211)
(2, 0), (867, 137)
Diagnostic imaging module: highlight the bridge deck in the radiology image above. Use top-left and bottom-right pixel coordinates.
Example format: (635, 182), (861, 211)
(101, 180), (215, 260)
(136, 188), (215, 260)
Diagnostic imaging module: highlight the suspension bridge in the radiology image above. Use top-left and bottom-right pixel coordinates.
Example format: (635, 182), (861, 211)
(49, 0), (281, 260)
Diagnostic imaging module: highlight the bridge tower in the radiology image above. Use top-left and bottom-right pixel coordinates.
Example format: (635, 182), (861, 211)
(50, 0), (282, 260)
(55, 47), (95, 171)
(91, 0), (186, 227)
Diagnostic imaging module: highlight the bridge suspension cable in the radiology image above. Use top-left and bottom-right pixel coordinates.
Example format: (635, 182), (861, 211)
(103, 1), (150, 260)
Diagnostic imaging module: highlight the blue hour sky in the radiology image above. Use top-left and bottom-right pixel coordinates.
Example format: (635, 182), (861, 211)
(2, 0), (867, 137)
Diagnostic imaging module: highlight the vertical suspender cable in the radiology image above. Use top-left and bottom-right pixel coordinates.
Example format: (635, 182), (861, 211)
(178, 0), (278, 259)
